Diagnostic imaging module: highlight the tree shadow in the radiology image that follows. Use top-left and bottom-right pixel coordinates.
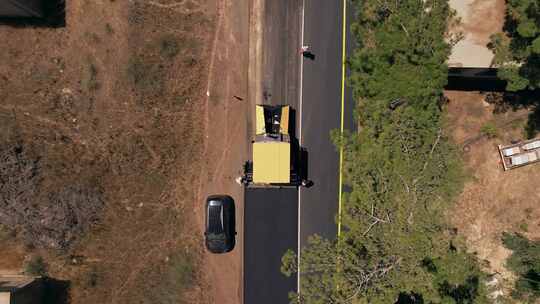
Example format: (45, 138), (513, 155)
(396, 292), (424, 304)
(484, 90), (540, 138)
(438, 276), (480, 303)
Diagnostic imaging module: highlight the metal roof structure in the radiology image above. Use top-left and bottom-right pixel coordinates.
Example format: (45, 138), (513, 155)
(498, 138), (540, 170)
(0, 0), (46, 18)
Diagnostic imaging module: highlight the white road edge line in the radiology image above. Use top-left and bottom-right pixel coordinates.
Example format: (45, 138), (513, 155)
(297, 0), (305, 296)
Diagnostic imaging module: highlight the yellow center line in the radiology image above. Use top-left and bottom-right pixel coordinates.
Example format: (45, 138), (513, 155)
(337, 0), (347, 238)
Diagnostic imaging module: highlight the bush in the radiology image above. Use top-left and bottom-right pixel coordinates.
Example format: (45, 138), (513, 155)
(0, 144), (104, 249)
(24, 256), (48, 276)
(480, 122), (498, 138)
(159, 35), (180, 59)
(168, 252), (194, 288)
(81, 62), (99, 92)
(127, 57), (164, 97)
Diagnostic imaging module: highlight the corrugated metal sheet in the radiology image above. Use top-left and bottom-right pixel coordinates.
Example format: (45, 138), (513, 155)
(523, 140), (540, 151)
(0, 0), (45, 18)
(503, 147), (520, 156)
(511, 154), (529, 166)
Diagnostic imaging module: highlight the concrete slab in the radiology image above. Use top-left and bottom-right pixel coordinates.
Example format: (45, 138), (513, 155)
(448, 0), (505, 68)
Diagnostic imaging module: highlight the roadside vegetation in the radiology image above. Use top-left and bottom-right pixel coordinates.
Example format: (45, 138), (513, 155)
(502, 233), (540, 302)
(282, 0), (489, 303)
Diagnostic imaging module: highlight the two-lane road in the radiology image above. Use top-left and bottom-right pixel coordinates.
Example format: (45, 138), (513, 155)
(244, 1), (355, 303)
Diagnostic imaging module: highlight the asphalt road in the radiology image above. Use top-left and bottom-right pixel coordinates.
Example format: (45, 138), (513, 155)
(300, 0), (355, 244)
(244, 188), (297, 304)
(260, 0), (301, 109)
(243, 1), (354, 303)
(244, 3), (302, 304)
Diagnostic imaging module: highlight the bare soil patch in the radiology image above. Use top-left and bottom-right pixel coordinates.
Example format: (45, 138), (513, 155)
(0, 0), (218, 303)
(448, 0), (506, 67)
(194, 0), (251, 303)
(446, 91), (540, 296)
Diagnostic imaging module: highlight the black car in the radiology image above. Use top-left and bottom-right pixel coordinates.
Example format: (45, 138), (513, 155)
(205, 195), (236, 253)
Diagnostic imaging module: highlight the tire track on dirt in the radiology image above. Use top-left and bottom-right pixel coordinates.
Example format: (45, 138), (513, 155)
(196, 0), (225, 204)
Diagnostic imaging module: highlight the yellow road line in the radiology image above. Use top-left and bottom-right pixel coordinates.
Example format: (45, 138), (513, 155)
(337, 0), (347, 238)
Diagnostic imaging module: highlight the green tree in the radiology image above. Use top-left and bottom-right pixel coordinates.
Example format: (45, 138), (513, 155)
(502, 232), (540, 302)
(490, 0), (540, 91)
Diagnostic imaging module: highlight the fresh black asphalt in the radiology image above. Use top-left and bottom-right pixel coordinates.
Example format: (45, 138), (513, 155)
(244, 1), (355, 303)
(244, 188), (297, 304)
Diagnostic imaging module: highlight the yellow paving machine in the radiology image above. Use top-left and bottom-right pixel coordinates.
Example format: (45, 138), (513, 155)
(241, 104), (308, 187)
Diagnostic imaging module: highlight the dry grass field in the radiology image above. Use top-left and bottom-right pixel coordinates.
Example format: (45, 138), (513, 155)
(0, 1), (218, 303)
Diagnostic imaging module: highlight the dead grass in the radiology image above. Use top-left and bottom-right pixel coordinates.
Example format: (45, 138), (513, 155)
(0, 0), (216, 303)
(445, 91), (540, 300)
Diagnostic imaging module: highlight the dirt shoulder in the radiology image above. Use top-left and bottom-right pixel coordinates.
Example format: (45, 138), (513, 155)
(446, 91), (540, 298)
(194, 0), (253, 303)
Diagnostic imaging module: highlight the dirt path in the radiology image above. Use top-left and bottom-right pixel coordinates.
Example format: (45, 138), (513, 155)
(195, 0), (252, 303)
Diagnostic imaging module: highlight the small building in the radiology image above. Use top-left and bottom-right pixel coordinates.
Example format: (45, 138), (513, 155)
(498, 138), (540, 170)
(0, 276), (43, 304)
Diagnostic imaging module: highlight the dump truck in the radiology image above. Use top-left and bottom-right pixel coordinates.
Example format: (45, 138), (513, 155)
(240, 104), (307, 187)
(498, 138), (540, 170)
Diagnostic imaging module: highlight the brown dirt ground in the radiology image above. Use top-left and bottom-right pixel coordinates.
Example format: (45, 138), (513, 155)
(445, 91), (540, 296)
(448, 0), (506, 67)
(194, 0), (251, 303)
(0, 0), (233, 303)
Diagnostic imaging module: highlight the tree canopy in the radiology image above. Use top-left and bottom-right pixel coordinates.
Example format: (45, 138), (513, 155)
(502, 232), (540, 302)
(490, 0), (540, 91)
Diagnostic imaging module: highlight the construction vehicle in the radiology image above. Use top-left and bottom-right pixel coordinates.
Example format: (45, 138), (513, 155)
(240, 104), (308, 187)
(498, 138), (540, 170)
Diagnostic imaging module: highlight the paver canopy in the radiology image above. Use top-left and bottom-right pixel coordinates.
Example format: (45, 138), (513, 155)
(0, 0), (45, 18)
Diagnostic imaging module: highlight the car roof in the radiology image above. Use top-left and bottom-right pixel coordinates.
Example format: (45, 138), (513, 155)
(207, 204), (224, 234)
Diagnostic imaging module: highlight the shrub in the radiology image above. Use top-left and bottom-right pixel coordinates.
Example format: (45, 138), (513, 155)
(480, 122), (498, 138)
(127, 57), (164, 97)
(502, 232), (540, 302)
(24, 256), (47, 276)
(159, 35), (180, 59)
